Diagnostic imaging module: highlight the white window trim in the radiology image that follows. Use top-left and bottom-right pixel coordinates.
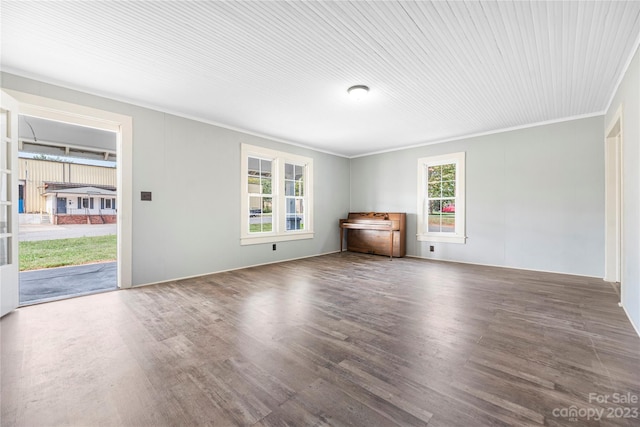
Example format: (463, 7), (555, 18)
(417, 152), (466, 244)
(241, 143), (314, 245)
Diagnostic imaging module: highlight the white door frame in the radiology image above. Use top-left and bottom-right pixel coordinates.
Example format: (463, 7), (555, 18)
(1, 90), (20, 317)
(4, 89), (133, 290)
(604, 106), (623, 297)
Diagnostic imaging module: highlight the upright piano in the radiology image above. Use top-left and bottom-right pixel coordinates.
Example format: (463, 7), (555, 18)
(339, 212), (406, 259)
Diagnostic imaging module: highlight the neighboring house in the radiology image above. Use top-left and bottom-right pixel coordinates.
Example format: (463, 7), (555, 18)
(18, 157), (116, 220)
(44, 186), (116, 216)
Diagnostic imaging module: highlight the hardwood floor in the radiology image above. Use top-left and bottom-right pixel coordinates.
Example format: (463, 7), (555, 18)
(2, 253), (639, 426)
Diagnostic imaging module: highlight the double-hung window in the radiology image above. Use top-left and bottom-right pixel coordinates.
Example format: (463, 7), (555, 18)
(241, 144), (313, 245)
(417, 152), (466, 244)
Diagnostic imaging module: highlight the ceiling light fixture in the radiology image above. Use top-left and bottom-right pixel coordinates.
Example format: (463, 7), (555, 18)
(348, 85), (369, 101)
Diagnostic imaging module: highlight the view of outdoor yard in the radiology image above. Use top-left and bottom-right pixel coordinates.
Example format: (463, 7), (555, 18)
(428, 163), (456, 233)
(19, 235), (116, 271)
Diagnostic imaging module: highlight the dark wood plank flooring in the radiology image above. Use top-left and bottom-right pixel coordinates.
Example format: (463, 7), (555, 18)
(2, 253), (639, 426)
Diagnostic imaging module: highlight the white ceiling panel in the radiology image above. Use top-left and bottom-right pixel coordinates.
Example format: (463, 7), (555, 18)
(2, 1), (639, 157)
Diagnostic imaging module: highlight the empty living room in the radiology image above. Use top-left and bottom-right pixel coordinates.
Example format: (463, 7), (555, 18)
(1, 1), (639, 426)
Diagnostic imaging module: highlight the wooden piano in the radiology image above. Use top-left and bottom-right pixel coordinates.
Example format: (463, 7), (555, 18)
(339, 212), (406, 259)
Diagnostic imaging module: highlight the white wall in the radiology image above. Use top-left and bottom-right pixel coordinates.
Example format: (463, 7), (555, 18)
(606, 45), (640, 334)
(1, 72), (350, 286)
(350, 116), (605, 277)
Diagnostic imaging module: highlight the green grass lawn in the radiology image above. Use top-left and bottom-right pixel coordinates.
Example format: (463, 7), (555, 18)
(19, 235), (117, 271)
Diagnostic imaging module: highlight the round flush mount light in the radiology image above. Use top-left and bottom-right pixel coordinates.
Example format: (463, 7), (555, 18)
(347, 85), (369, 101)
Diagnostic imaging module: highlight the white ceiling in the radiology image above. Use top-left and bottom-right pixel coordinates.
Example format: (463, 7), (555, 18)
(2, 1), (640, 157)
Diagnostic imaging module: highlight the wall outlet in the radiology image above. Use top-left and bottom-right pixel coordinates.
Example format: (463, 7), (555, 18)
(429, 245), (435, 252)
(272, 243), (276, 251)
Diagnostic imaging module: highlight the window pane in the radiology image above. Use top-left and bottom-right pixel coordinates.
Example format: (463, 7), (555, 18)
(286, 198), (295, 214)
(251, 214), (272, 233)
(248, 176), (260, 192)
(428, 200), (441, 232)
(0, 203), (9, 265)
(0, 236), (9, 266)
(249, 197), (273, 233)
(441, 215), (455, 233)
(286, 214), (304, 231)
(428, 165), (441, 182)
(285, 163), (294, 179)
(248, 157), (259, 175)
(285, 181), (294, 196)
(262, 197), (272, 213)
(261, 214), (272, 232)
(261, 178), (272, 195)
(441, 199), (455, 232)
(428, 199), (441, 214)
(428, 215), (441, 232)
(296, 199), (304, 214)
(0, 203), (7, 234)
(442, 181), (455, 197)
(260, 159), (272, 177)
(249, 196), (262, 218)
(442, 163), (456, 181)
(295, 165), (304, 180)
(1, 173), (7, 200)
(296, 180), (303, 197)
(428, 182), (441, 198)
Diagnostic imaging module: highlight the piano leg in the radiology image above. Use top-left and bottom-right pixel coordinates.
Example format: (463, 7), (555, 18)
(389, 230), (393, 260)
(340, 228), (344, 254)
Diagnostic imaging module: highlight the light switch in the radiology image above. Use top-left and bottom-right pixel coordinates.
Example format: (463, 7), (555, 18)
(141, 191), (152, 201)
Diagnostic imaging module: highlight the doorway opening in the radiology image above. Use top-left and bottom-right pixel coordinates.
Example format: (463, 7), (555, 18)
(1, 89), (132, 317)
(17, 115), (119, 305)
(604, 107), (623, 301)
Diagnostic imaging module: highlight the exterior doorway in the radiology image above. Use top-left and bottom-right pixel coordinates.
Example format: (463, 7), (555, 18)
(17, 116), (119, 305)
(0, 89), (132, 316)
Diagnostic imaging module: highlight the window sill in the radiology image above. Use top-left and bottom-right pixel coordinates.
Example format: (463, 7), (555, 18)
(241, 232), (314, 246)
(417, 234), (466, 244)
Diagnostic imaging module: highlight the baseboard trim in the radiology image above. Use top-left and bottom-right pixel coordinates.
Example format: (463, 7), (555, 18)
(132, 250), (341, 289)
(405, 255), (602, 279)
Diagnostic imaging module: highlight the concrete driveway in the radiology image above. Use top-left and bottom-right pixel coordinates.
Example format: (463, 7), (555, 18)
(19, 261), (117, 305)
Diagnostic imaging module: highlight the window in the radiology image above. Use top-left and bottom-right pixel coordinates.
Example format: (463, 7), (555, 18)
(78, 197), (94, 209)
(241, 144), (313, 245)
(284, 163), (305, 231)
(417, 152), (466, 244)
(248, 157), (273, 233)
